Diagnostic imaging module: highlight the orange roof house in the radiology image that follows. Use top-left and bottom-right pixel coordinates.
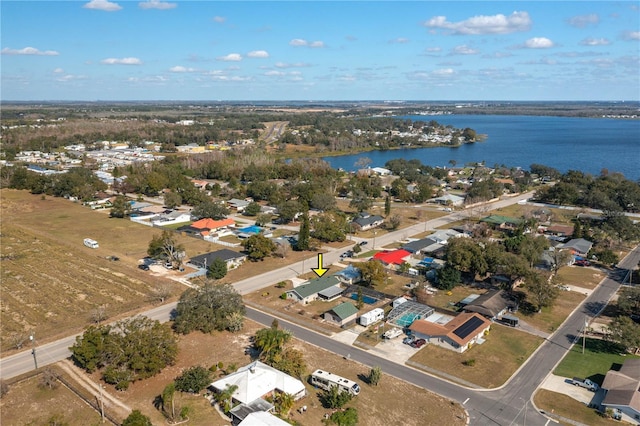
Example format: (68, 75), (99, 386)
(180, 218), (235, 236)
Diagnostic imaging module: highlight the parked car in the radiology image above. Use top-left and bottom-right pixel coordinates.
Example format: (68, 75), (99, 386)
(557, 285), (570, 291)
(575, 260), (591, 267)
(402, 336), (415, 345)
(359, 241), (368, 246)
(570, 377), (599, 392)
(138, 264), (150, 271)
(341, 250), (354, 258)
(410, 338), (426, 348)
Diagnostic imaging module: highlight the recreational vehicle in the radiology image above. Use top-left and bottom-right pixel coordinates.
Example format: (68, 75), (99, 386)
(310, 370), (360, 396)
(84, 238), (99, 249)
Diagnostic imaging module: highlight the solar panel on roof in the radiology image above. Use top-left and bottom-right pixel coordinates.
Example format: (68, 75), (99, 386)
(453, 316), (484, 340)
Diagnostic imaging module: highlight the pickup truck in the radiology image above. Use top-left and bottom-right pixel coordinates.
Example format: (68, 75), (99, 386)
(570, 377), (599, 392)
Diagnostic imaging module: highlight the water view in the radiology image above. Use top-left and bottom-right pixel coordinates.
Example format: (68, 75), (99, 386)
(323, 115), (640, 180)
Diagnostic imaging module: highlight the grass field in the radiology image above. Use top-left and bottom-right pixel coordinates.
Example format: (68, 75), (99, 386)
(553, 338), (640, 385)
(409, 324), (543, 388)
(519, 290), (586, 333)
(556, 266), (606, 290)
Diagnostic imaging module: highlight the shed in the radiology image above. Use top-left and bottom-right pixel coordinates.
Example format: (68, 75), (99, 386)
(323, 302), (359, 327)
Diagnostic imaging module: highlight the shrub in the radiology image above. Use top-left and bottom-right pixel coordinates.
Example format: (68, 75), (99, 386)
(462, 359), (476, 367)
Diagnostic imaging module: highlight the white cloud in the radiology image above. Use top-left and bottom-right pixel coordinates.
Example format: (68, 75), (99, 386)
(389, 37), (409, 44)
(264, 70), (285, 76)
(451, 45), (479, 55)
(247, 50), (269, 58)
(275, 62), (311, 68)
(423, 11), (531, 35)
(217, 53), (242, 62)
(523, 37), (555, 49)
(53, 68), (64, 73)
(83, 0), (122, 12)
(289, 39), (325, 48)
(213, 16), (225, 23)
(100, 57), (143, 65)
(169, 66), (197, 72)
(621, 31), (640, 41)
(56, 74), (87, 82)
(566, 14), (599, 28)
(2, 46), (59, 56)
(431, 68), (455, 77)
(580, 38), (610, 46)
(139, 0), (176, 10)
(425, 47), (442, 53)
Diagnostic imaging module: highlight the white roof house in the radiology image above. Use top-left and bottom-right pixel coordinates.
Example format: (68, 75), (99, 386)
(239, 411), (292, 426)
(211, 361), (306, 405)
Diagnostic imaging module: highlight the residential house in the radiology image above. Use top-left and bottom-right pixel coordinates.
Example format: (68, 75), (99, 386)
(479, 215), (523, 230)
(373, 249), (411, 268)
(351, 212), (385, 231)
(432, 193), (465, 207)
(334, 265), (361, 285)
(179, 217), (236, 238)
(285, 275), (342, 304)
(190, 179), (209, 190)
(601, 358), (640, 421)
(238, 411), (291, 426)
(462, 289), (516, 319)
(539, 224), (574, 238)
(151, 210), (192, 226)
(323, 302), (359, 327)
(403, 238), (444, 257)
(560, 238), (593, 258)
(228, 198), (251, 213)
(211, 361), (306, 425)
(409, 312), (491, 353)
(188, 249), (247, 270)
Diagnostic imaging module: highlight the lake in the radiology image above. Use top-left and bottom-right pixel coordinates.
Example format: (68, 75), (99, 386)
(322, 115), (640, 180)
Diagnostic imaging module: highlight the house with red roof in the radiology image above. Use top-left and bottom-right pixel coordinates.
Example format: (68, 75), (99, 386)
(178, 217), (235, 238)
(373, 249), (411, 268)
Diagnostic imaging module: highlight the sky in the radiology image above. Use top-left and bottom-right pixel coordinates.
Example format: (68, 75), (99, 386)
(1, 1), (639, 101)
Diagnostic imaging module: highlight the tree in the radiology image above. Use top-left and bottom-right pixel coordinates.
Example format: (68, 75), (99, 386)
(617, 287), (640, 316)
(215, 384), (238, 413)
(593, 249), (619, 266)
(355, 287), (364, 310)
(163, 191), (182, 209)
(110, 195), (132, 218)
(147, 230), (184, 268)
(358, 260), (387, 288)
(207, 257), (228, 279)
(242, 234), (276, 261)
(243, 201), (261, 216)
(122, 410), (153, 426)
(173, 283), (245, 334)
(311, 192), (337, 211)
(161, 382), (176, 420)
(191, 200), (229, 220)
(606, 316), (640, 352)
(39, 367), (59, 390)
(551, 249), (573, 274)
(384, 196), (391, 217)
(296, 214), (310, 250)
(368, 366), (382, 386)
(349, 190), (373, 212)
(276, 200), (303, 224)
(69, 324), (111, 373)
(386, 214), (401, 230)
(175, 365), (212, 393)
(321, 385), (352, 409)
(330, 407), (359, 426)
(525, 272), (558, 311)
(435, 265), (461, 290)
(274, 392), (295, 416)
(311, 212), (347, 243)
(254, 321), (292, 364)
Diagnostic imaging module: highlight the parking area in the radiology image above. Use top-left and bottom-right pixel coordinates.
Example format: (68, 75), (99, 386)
(332, 325), (424, 363)
(540, 374), (604, 406)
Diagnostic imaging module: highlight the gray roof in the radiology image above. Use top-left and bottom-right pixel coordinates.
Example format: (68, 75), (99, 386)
(403, 238), (438, 253)
(318, 285), (344, 299)
(561, 238), (593, 255)
(352, 213), (384, 227)
(463, 289), (514, 318)
(602, 358), (640, 411)
(189, 249), (246, 268)
(288, 275), (340, 299)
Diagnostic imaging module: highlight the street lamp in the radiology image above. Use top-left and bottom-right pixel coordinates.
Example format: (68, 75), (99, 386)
(30, 333), (38, 370)
(373, 231), (377, 249)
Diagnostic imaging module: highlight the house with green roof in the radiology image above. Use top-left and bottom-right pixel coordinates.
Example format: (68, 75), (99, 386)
(323, 302), (359, 327)
(285, 275), (342, 305)
(479, 214), (523, 230)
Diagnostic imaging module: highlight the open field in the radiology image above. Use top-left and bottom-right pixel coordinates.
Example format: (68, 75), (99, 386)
(409, 324), (543, 388)
(519, 289), (586, 333)
(534, 389), (620, 426)
(556, 266), (606, 290)
(2, 319), (466, 426)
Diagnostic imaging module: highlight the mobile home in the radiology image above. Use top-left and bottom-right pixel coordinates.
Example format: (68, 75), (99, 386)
(310, 370), (360, 396)
(358, 308), (384, 326)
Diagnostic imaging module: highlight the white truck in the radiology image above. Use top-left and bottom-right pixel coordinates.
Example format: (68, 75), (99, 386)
(570, 377), (599, 392)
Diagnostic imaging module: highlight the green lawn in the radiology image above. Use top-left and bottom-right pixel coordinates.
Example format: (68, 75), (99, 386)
(534, 389), (620, 426)
(553, 338), (640, 385)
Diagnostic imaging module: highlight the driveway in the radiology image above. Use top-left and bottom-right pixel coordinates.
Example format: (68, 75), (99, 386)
(539, 374), (604, 407)
(332, 325), (423, 363)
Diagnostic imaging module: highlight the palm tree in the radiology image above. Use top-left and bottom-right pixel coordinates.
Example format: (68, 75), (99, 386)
(216, 384), (238, 413)
(274, 392), (294, 416)
(254, 325), (292, 364)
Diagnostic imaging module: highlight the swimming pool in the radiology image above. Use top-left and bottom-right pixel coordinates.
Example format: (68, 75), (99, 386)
(350, 293), (377, 305)
(239, 225), (262, 234)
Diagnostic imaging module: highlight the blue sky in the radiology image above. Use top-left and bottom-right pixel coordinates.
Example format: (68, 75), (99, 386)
(2, 1), (639, 101)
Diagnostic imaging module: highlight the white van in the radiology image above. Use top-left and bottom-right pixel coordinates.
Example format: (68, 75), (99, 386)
(84, 238), (99, 249)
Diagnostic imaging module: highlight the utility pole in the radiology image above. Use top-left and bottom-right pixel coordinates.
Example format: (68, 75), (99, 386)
(582, 316), (588, 354)
(29, 332), (38, 370)
(99, 384), (105, 423)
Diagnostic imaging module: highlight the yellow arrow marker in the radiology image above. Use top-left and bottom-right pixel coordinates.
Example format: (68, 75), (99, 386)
(311, 253), (329, 278)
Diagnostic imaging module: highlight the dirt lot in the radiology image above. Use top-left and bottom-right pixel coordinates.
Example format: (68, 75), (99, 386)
(1, 319), (466, 426)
